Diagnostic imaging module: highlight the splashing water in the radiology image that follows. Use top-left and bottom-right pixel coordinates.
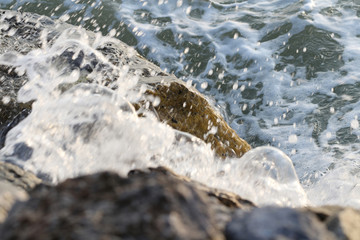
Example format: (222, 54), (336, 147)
(0, 0), (360, 208)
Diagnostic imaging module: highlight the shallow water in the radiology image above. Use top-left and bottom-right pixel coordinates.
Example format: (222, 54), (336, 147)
(1, 0), (360, 208)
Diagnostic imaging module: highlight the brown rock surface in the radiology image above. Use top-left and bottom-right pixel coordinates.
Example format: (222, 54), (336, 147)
(145, 82), (251, 158)
(0, 170), (225, 240)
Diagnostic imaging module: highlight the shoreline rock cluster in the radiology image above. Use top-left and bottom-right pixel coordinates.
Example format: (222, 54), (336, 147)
(0, 9), (360, 240)
(1, 164), (360, 239)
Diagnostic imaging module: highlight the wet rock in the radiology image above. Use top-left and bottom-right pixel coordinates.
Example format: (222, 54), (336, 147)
(0, 170), (225, 240)
(145, 82), (251, 158)
(307, 206), (360, 240)
(0, 109), (31, 149)
(226, 206), (336, 240)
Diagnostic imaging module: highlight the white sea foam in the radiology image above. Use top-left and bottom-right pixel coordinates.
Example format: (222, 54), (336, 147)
(1, 0), (360, 208)
(0, 17), (306, 207)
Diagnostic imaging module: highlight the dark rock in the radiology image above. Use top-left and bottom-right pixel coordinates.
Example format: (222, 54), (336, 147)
(306, 206), (360, 240)
(0, 109), (31, 149)
(0, 65), (31, 145)
(0, 170), (225, 240)
(128, 166), (255, 210)
(226, 206), (336, 240)
(128, 166), (256, 232)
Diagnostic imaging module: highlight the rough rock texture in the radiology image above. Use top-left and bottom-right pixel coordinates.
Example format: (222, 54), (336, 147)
(226, 207), (336, 240)
(0, 170), (225, 240)
(128, 166), (256, 232)
(306, 206), (360, 240)
(0, 161), (41, 223)
(129, 166), (255, 210)
(145, 82), (251, 158)
(0, 10), (251, 157)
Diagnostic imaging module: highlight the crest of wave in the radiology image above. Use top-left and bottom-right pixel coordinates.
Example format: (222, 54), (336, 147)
(0, 25), (307, 207)
(169, 146), (308, 207)
(0, 26), (214, 183)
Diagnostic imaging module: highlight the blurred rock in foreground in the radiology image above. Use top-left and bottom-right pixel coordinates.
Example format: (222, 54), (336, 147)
(0, 168), (227, 240)
(1, 166), (360, 240)
(306, 206), (360, 240)
(226, 206), (336, 240)
(0, 161), (41, 223)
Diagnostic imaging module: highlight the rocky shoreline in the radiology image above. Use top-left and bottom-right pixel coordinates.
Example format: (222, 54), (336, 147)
(0, 9), (360, 239)
(1, 162), (359, 239)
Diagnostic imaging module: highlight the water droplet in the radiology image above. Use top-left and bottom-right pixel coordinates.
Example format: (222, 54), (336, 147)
(326, 132), (332, 138)
(242, 104), (248, 111)
(351, 119), (359, 129)
(218, 72), (224, 80)
(233, 81), (239, 90)
(288, 134), (298, 143)
(108, 29), (116, 37)
(201, 82), (208, 89)
(2, 96), (10, 105)
(186, 6), (192, 14)
(59, 14), (70, 22)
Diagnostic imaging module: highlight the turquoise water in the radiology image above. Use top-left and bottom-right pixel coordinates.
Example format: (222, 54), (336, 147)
(1, 0), (360, 207)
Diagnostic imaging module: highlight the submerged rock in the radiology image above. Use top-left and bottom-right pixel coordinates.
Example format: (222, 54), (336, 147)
(0, 170), (224, 240)
(226, 207), (336, 240)
(0, 10), (250, 158)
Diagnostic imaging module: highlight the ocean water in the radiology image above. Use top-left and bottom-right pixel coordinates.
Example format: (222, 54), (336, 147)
(0, 0), (360, 208)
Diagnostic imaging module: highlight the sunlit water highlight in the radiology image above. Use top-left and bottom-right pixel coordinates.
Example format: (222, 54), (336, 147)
(0, 0), (360, 208)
